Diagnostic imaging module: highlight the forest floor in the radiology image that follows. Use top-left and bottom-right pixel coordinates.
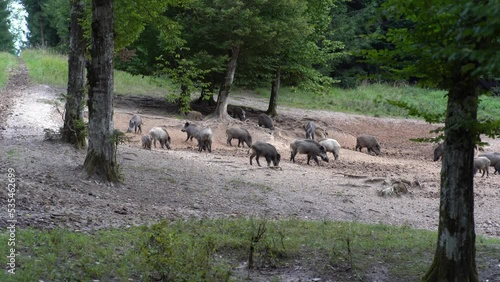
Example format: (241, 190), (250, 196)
(1, 62), (499, 281)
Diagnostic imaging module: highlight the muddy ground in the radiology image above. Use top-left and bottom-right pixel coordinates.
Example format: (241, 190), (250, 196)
(1, 63), (499, 281)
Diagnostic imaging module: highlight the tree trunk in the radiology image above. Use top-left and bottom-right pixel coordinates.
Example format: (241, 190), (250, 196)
(179, 84), (190, 114)
(266, 67), (281, 117)
(39, 16), (45, 47)
(214, 45), (240, 119)
(195, 87), (216, 107)
(83, 0), (120, 182)
(62, 0), (86, 148)
(422, 70), (479, 281)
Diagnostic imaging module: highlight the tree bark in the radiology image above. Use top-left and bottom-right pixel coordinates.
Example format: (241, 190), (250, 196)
(214, 45), (240, 119)
(83, 0), (120, 182)
(266, 67), (281, 117)
(422, 69), (479, 281)
(62, 0), (86, 148)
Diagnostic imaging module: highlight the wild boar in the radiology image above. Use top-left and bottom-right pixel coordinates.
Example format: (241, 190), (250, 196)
(433, 143), (444, 161)
(149, 127), (171, 149)
(304, 121), (316, 140)
(226, 127), (252, 147)
(249, 141), (281, 167)
(290, 139), (329, 166)
(318, 138), (341, 160)
(127, 114), (142, 134)
(141, 135), (152, 150)
(195, 127), (213, 152)
(181, 122), (200, 142)
(232, 107), (246, 121)
(356, 135), (381, 155)
(186, 110), (203, 121)
(477, 152), (500, 173)
(314, 126), (328, 139)
(258, 113), (274, 130)
(474, 156), (490, 177)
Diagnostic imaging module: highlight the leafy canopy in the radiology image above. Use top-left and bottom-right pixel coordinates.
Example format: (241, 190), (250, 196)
(364, 0), (500, 139)
(365, 0), (500, 87)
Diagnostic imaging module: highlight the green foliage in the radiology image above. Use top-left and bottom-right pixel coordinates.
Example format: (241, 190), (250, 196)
(363, 0), (500, 145)
(157, 53), (213, 113)
(41, 0), (70, 51)
(1, 220), (499, 281)
(0, 0), (15, 54)
(21, 0), (62, 48)
(364, 0), (500, 87)
(0, 52), (17, 89)
(140, 220), (232, 281)
(328, 0), (385, 88)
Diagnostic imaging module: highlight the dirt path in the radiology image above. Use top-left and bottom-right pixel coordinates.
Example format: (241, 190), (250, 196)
(1, 64), (500, 239)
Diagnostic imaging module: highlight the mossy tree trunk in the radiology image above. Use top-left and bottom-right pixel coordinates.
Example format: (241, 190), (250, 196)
(422, 68), (479, 281)
(83, 0), (120, 182)
(214, 45), (240, 119)
(62, 0), (86, 148)
(266, 67), (280, 117)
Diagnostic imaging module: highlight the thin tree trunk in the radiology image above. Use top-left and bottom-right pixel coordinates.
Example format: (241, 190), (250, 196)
(179, 84), (190, 114)
(39, 17), (45, 47)
(266, 67), (281, 117)
(83, 0), (120, 182)
(422, 70), (479, 281)
(214, 45), (240, 119)
(62, 0), (86, 148)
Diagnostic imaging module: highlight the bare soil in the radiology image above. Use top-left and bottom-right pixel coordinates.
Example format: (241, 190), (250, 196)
(1, 62), (499, 281)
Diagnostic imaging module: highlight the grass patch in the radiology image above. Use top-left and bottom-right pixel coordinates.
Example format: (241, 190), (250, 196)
(253, 83), (500, 120)
(20, 49), (170, 97)
(1, 219), (498, 281)
(6, 149), (17, 158)
(21, 49), (68, 87)
(253, 83), (447, 118)
(114, 71), (171, 98)
(0, 52), (18, 90)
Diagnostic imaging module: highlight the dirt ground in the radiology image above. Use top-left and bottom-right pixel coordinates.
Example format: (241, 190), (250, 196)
(1, 63), (499, 281)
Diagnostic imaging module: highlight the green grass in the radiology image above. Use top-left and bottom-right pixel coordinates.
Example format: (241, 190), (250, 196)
(18, 49), (500, 120)
(20, 49), (68, 87)
(114, 70), (171, 97)
(20, 48), (168, 97)
(0, 52), (18, 90)
(253, 83), (500, 120)
(252, 83), (446, 118)
(1, 219), (499, 281)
